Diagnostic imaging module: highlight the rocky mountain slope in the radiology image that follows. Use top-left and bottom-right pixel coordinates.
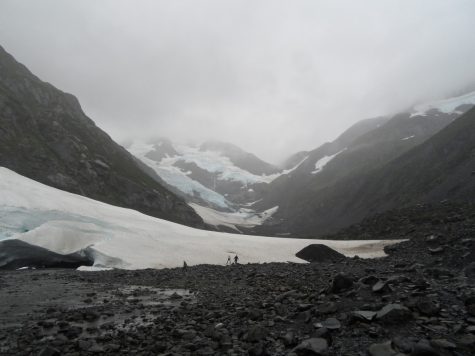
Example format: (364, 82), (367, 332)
(0, 45), (203, 227)
(127, 139), (283, 211)
(127, 139), (305, 232)
(256, 102), (475, 237)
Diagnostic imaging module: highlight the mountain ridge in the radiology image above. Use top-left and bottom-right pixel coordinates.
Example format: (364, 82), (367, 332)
(0, 45), (203, 227)
(257, 106), (475, 237)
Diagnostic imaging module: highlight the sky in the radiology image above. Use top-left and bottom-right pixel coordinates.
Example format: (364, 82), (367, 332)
(1, 0), (475, 164)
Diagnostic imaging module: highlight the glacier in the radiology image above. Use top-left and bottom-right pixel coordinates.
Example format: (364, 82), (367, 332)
(189, 203), (279, 232)
(127, 141), (309, 211)
(0, 167), (402, 269)
(411, 90), (475, 117)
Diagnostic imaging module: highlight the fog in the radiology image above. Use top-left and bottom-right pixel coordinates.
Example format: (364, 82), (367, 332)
(1, 0), (475, 163)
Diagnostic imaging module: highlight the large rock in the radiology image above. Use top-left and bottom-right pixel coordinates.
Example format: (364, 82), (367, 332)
(416, 297), (440, 316)
(367, 341), (398, 356)
(292, 338), (328, 355)
(244, 325), (268, 342)
(376, 304), (412, 324)
(295, 244), (346, 263)
(330, 273), (354, 293)
(0, 240), (93, 270)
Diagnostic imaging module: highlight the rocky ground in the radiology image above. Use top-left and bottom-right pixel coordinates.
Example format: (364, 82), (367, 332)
(0, 203), (474, 356)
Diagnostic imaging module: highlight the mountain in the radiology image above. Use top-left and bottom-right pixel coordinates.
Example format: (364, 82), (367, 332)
(127, 139), (301, 231)
(199, 140), (280, 176)
(255, 98), (475, 237)
(352, 105), (475, 210)
(0, 45), (203, 227)
(0, 167), (389, 269)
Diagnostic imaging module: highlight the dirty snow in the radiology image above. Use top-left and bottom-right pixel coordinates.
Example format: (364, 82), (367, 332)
(0, 167), (402, 269)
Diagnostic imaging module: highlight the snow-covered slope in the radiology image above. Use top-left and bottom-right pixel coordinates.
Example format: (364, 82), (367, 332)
(129, 142), (232, 209)
(189, 203), (279, 232)
(411, 90), (475, 117)
(128, 140), (291, 200)
(0, 167), (399, 269)
(127, 139), (308, 231)
(311, 149), (346, 174)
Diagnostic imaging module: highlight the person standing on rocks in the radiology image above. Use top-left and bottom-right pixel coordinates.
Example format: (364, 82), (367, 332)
(226, 255), (231, 265)
(234, 255), (239, 265)
(183, 261), (188, 272)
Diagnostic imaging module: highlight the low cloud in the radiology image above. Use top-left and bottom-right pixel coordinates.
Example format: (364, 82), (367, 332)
(1, 0), (474, 163)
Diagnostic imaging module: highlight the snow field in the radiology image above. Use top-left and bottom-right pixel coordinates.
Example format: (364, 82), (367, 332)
(0, 168), (402, 269)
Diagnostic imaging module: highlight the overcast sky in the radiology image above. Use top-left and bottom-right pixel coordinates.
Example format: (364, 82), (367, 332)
(1, 0), (475, 163)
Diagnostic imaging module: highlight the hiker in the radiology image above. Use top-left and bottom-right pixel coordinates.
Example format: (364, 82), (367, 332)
(226, 255), (231, 266)
(183, 260), (188, 271)
(234, 255), (239, 264)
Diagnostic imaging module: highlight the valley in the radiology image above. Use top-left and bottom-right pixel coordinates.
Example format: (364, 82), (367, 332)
(1, 3), (475, 354)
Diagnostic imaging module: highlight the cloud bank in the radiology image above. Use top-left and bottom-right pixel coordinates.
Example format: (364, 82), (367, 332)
(1, 0), (474, 163)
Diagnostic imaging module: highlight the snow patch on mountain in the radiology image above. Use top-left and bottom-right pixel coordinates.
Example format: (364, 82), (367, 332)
(162, 144), (297, 185)
(190, 203), (278, 232)
(311, 149), (346, 174)
(128, 142), (232, 209)
(128, 141), (309, 211)
(401, 135), (416, 141)
(0, 167), (401, 269)
(411, 90), (475, 117)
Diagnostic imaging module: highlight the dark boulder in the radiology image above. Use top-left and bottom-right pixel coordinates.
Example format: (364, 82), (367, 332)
(296, 244), (346, 263)
(416, 298), (440, 316)
(367, 341), (398, 356)
(292, 338), (328, 355)
(0, 240), (93, 270)
(329, 273), (354, 293)
(376, 304), (412, 324)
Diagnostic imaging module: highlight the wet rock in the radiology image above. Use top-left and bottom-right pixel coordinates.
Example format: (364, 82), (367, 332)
(296, 310), (312, 323)
(248, 342), (267, 356)
(372, 280), (392, 293)
(465, 262), (475, 280)
(465, 296), (475, 316)
(350, 310), (377, 322)
(281, 331), (296, 346)
(83, 310), (100, 322)
(89, 344), (104, 353)
(376, 304), (412, 324)
(457, 333), (475, 347)
(314, 317), (341, 330)
(248, 308), (264, 321)
(330, 273), (353, 294)
(292, 338), (328, 355)
(392, 336), (415, 353)
(428, 247), (444, 254)
(318, 302), (338, 315)
(314, 327), (331, 342)
(430, 339), (456, 350)
(359, 275), (380, 286)
(245, 325), (268, 342)
(38, 346), (61, 356)
(368, 341), (398, 356)
(77, 339), (92, 351)
(61, 325), (83, 339)
(411, 339), (440, 356)
(416, 298), (440, 316)
(276, 290), (298, 302)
